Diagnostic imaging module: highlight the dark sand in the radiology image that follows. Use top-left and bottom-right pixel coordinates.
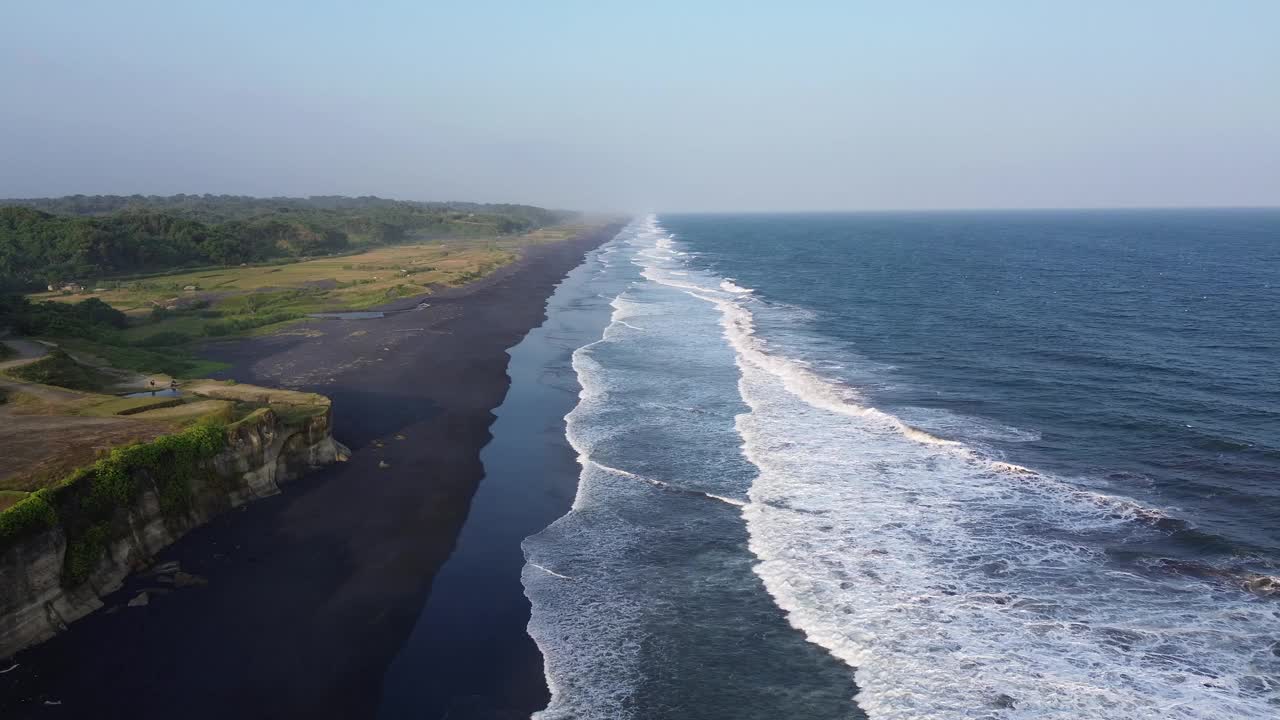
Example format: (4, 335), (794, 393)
(0, 225), (620, 719)
(378, 241), (614, 719)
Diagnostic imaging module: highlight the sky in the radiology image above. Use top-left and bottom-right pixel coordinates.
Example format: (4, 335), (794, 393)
(3, 1), (1278, 211)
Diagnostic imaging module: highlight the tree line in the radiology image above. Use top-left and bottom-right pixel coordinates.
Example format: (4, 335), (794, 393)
(0, 195), (569, 290)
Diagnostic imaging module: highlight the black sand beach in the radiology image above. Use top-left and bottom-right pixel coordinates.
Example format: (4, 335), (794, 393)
(0, 225), (620, 720)
(378, 237), (615, 719)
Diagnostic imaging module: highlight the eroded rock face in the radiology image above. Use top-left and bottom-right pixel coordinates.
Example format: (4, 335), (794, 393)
(0, 408), (347, 659)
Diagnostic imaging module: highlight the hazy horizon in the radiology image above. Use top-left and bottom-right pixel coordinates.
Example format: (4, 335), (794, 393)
(4, 1), (1278, 212)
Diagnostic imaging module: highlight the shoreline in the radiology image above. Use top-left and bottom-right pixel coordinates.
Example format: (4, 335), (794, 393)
(377, 232), (617, 718)
(0, 224), (622, 719)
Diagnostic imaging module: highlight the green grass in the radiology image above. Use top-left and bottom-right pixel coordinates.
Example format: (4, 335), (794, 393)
(76, 395), (185, 417)
(121, 315), (212, 343)
(0, 490), (28, 513)
(0, 342), (15, 361)
(8, 419), (231, 586)
(0, 489), (57, 547)
(58, 338), (230, 379)
(34, 239), (515, 316)
(272, 403), (330, 426)
(20, 224), (601, 378)
(6, 349), (111, 391)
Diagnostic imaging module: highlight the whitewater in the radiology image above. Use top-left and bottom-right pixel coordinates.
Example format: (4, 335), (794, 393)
(523, 216), (1280, 719)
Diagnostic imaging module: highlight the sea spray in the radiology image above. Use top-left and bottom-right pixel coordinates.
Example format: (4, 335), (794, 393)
(635, 216), (1279, 719)
(523, 218), (858, 720)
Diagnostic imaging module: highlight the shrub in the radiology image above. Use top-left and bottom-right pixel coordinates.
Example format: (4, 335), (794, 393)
(24, 421), (230, 586)
(64, 522), (111, 584)
(135, 331), (194, 347)
(203, 311), (301, 337)
(8, 348), (109, 391)
(0, 490), (58, 546)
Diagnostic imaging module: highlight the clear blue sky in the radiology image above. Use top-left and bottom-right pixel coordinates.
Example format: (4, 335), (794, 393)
(3, 1), (1277, 211)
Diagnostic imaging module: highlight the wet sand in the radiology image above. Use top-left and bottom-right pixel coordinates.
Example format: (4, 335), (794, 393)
(0, 225), (620, 719)
(378, 235), (615, 719)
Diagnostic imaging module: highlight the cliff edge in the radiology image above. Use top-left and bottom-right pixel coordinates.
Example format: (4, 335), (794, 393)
(0, 387), (348, 659)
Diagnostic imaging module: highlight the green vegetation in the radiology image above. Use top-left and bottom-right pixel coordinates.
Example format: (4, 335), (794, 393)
(0, 295), (227, 378)
(1, 294), (127, 338)
(0, 342), (14, 361)
(0, 490), (28, 512)
(0, 380), (332, 585)
(270, 402), (330, 426)
(0, 202), (594, 382)
(0, 420), (227, 585)
(76, 395), (185, 417)
(1, 237), (520, 377)
(7, 348), (110, 391)
(0, 195), (568, 291)
(0, 489), (57, 546)
(60, 337), (228, 379)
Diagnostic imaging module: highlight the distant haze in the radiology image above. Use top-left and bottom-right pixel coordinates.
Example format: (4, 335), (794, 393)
(4, 1), (1278, 212)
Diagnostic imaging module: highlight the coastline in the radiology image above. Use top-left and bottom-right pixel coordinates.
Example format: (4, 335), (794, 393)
(0, 224), (622, 719)
(377, 232), (618, 718)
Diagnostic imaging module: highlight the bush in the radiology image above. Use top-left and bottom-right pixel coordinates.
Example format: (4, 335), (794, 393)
(135, 331), (195, 347)
(8, 348), (109, 391)
(7, 297), (128, 341)
(61, 341), (204, 379)
(59, 421), (227, 585)
(203, 311), (301, 337)
(0, 490), (58, 546)
(0, 421), (231, 585)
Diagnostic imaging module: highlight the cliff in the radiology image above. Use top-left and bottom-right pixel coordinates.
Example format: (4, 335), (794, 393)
(0, 401), (348, 659)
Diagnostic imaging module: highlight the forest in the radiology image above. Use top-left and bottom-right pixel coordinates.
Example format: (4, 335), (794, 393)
(0, 195), (567, 290)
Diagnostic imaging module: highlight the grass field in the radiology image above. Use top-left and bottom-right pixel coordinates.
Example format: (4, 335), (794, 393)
(0, 490), (26, 512)
(0, 378), (306, 494)
(35, 225), (588, 340)
(20, 223), (603, 378)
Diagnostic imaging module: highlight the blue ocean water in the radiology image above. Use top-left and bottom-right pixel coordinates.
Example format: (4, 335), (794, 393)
(523, 211), (1280, 719)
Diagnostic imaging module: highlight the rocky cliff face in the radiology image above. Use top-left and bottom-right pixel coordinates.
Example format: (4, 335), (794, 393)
(0, 407), (347, 659)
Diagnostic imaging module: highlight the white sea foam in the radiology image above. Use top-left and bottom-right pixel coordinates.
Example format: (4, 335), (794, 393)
(526, 223), (651, 720)
(530, 217), (778, 719)
(529, 562), (574, 581)
(632, 216), (1280, 719)
(895, 407), (1043, 444)
(705, 492), (749, 508)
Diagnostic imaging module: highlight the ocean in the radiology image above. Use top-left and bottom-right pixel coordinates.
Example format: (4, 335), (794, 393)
(522, 211), (1280, 719)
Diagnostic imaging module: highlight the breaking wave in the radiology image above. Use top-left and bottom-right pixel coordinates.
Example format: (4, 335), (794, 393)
(524, 214), (1279, 720)
(636, 215), (1280, 719)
